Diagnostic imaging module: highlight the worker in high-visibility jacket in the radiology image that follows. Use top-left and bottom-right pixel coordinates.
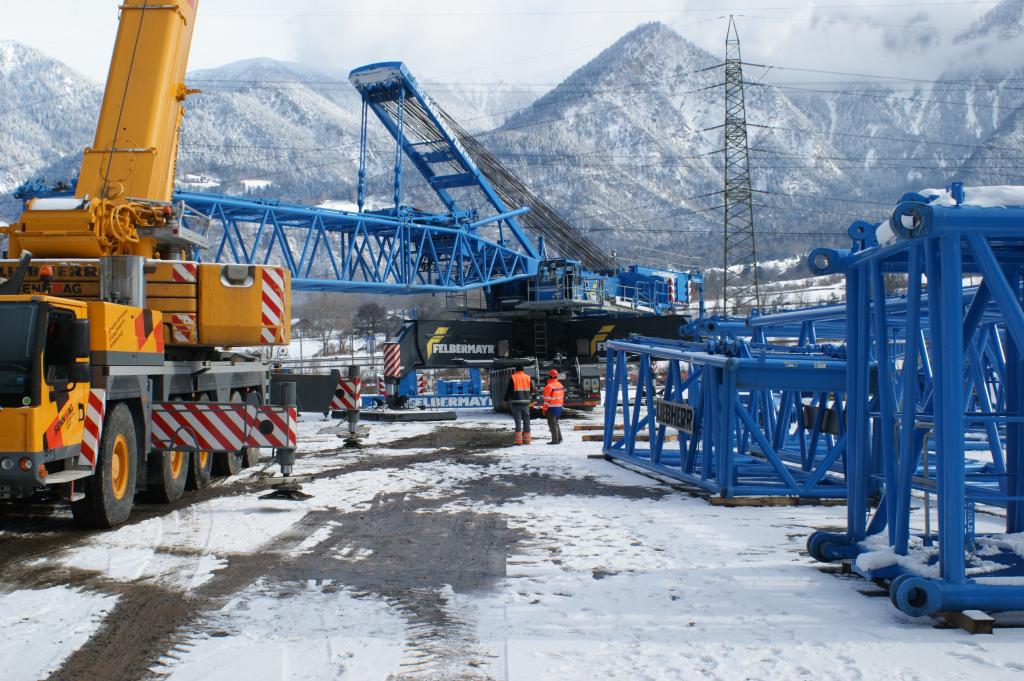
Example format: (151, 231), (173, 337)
(542, 369), (564, 445)
(504, 365), (534, 445)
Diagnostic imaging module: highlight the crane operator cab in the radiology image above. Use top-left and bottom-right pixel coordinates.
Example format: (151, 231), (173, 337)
(533, 259), (588, 304)
(0, 296), (92, 498)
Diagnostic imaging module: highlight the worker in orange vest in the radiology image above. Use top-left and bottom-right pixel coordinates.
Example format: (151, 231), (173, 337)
(542, 369), (564, 445)
(504, 365), (534, 445)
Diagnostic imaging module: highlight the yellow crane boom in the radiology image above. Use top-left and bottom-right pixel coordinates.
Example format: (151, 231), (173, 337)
(8, 0), (200, 259)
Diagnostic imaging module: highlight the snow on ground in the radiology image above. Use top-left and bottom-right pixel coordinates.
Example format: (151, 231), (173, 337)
(3, 411), (1024, 680)
(47, 492), (307, 593)
(169, 413), (1024, 680)
(0, 586), (118, 680)
(162, 583), (407, 681)
(428, 440), (1024, 680)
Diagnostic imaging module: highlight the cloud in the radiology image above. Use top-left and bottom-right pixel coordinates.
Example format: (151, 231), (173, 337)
(3, 0), (1023, 87)
(881, 13), (942, 53)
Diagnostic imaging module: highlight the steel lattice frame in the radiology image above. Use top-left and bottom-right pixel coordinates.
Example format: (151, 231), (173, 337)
(806, 191), (1024, 616)
(722, 16), (761, 315)
(180, 191), (537, 293)
(602, 334), (850, 498)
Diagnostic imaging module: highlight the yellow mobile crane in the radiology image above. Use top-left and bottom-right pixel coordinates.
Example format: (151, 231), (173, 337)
(0, 0), (298, 527)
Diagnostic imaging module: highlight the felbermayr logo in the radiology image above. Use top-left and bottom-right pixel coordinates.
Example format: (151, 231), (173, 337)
(426, 326), (449, 358)
(431, 343), (495, 355)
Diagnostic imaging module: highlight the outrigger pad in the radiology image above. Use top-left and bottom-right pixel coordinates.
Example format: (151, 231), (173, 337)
(259, 486), (313, 501)
(257, 475), (313, 501)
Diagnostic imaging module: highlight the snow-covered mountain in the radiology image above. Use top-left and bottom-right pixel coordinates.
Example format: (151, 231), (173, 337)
(0, 40), (100, 198)
(954, 0), (1024, 44)
(179, 58), (366, 201)
(2, 11), (1022, 266)
(0, 48), (536, 210)
(481, 22), (851, 263)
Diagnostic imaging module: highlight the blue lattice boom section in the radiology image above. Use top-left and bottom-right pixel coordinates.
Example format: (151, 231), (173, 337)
(603, 334), (850, 499)
(176, 190), (538, 294)
(802, 186), (1024, 617)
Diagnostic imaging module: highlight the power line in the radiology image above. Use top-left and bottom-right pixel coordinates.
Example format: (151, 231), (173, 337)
(748, 80), (1023, 112)
(733, 11), (984, 33)
(203, 2), (1001, 18)
(753, 189), (892, 206)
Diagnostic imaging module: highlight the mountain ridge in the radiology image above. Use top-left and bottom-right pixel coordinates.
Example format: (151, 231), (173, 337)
(2, 17), (1022, 267)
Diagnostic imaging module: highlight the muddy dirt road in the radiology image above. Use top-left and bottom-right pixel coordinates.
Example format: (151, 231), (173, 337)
(3, 414), (1021, 681)
(0, 419), (665, 681)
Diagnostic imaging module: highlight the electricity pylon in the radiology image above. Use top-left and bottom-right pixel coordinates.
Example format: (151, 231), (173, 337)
(722, 15), (761, 314)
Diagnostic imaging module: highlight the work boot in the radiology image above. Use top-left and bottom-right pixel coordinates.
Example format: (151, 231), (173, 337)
(524, 433), (532, 445)
(547, 441), (557, 445)
(514, 431), (523, 446)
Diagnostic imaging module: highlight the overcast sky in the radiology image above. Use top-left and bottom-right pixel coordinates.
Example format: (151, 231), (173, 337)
(2, 1), (1021, 89)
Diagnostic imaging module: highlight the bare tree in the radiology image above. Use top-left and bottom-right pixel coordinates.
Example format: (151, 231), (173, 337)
(297, 293), (356, 355)
(353, 302), (389, 337)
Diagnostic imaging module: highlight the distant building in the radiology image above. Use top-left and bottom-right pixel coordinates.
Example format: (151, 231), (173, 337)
(291, 318), (314, 336)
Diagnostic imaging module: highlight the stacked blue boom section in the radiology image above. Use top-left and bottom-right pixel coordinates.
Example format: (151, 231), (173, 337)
(805, 186), (1024, 616)
(604, 183), (1024, 616)
(602, 320), (852, 499)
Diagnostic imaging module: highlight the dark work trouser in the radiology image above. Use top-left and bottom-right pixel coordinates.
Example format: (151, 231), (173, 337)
(546, 408), (562, 443)
(510, 403), (531, 434)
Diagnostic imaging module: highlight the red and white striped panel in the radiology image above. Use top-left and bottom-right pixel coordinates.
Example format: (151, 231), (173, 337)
(382, 342), (402, 377)
(171, 262), (198, 283)
(150, 402), (297, 452)
(667, 277), (676, 303)
(377, 375), (387, 397)
(260, 267), (286, 344)
(169, 313), (197, 345)
(245, 406), (298, 449)
(329, 377), (362, 411)
(80, 389), (106, 470)
(417, 373), (431, 395)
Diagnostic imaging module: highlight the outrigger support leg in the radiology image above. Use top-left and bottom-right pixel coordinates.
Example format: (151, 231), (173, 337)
(260, 381), (313, 501)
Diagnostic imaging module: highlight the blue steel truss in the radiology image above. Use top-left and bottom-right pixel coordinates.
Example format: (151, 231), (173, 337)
(350, 62), (540, 260)
(177, 190), (537, 293)
(602, 335), (850, 498)
(805, 185), (1024, 616)
(348, 61), (617, 273)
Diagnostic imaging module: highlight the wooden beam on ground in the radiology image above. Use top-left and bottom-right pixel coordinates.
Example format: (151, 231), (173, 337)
(940, 610), (995, 635)
(581, 433), (677, 443)
(707, 495), (847, 507)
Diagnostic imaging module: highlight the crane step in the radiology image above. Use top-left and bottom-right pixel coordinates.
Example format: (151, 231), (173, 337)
(44, 467), (94, 484)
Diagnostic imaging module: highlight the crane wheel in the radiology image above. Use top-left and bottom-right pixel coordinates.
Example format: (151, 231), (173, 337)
(142, 448), (189, 503)
(186, 395), (213, 490)
(187, 446), (213, 490)
(71, 403), (138, 528)
(212, 449), (243, 477)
